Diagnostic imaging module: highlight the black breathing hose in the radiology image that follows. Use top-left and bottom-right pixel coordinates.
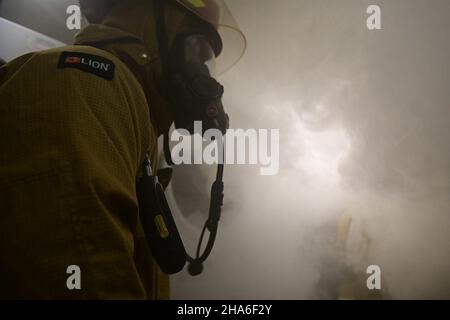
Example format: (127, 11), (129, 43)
(186, 163), (224, 276)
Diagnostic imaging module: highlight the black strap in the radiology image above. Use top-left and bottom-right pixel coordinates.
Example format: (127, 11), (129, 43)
(186, 163), (224, 276)
(164, 131), (175, 166)
(154, 0), (173, 79)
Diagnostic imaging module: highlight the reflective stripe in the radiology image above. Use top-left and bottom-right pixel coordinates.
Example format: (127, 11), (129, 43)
(155, 215), (170, 239)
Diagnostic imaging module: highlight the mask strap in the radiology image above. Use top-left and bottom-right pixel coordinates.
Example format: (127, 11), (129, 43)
(186, 157), (225, 276)
(164, 130), (175, 166)
(163, 131), (225, 276)
(154, 0), (172, 77)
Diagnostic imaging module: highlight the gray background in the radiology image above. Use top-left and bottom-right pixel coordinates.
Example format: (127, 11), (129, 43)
(0, 0), (78, 44)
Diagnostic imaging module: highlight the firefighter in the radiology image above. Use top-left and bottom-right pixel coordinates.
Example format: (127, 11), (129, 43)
(0, 0), (245, 299)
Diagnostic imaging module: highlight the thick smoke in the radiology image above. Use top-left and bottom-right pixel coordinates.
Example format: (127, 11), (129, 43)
(167, 0), (450, 299)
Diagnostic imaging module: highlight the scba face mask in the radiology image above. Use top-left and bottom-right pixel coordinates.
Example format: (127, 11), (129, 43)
(161, 0), (247, 136)
(170, 33), (229, 135)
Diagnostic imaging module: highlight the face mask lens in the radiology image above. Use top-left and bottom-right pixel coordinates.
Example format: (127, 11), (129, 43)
(183, 34), (217, 76)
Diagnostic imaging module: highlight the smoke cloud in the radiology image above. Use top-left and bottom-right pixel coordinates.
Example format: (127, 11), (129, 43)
(167, 0), (450, 299)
